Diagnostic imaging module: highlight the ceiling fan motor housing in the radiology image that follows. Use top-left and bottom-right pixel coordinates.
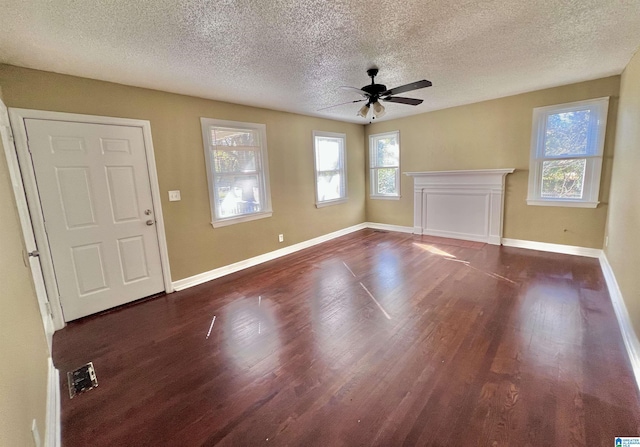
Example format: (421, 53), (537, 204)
(361, 83), (387, 97)
(362, 69), (387, 102)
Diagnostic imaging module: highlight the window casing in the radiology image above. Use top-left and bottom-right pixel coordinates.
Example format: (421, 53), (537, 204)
(369, 131), (400, 199)
(527, 97), (609, 208)
(201, 118), (272, 227)
(313, 131), (347, 207)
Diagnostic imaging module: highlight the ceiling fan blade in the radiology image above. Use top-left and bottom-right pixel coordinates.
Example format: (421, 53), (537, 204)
(381, 79), (432, 97)
(317, 99), (367, 111)
(339, 86), (370, 97)
(382, 96), (424, 106)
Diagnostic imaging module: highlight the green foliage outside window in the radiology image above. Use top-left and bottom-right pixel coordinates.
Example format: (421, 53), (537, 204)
(540, 110), (590, 199)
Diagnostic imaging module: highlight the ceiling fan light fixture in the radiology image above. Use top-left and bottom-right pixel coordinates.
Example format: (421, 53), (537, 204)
(357, 104), (370, 118)
(372, 101), (386, 118)
(323, 69), (431, 118)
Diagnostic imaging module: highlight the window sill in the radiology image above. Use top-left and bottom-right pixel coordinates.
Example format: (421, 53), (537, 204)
(526, 199), (599, 208)
(370, 195), (401, 200)
(316, 198), (348, 208)
(211, 211), (273, 228)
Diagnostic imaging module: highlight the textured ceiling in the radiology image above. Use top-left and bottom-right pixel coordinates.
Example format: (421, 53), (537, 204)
(1, 1), (639, 123)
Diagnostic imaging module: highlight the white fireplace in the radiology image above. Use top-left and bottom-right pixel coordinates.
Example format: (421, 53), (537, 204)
(405, 169), (514, 245)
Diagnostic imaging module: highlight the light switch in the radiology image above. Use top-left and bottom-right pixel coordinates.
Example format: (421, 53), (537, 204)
(168, 190), (181, 201)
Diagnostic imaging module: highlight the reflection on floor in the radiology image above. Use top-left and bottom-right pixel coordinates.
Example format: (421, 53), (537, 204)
(53, 229), (640, 446)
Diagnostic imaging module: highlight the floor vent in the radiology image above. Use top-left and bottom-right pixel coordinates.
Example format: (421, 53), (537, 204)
(67, 362), (98, 398)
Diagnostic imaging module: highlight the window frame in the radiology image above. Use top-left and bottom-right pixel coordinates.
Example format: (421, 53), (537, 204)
(201, 118), (273, 227)
(369, 130), (401, 199)
(527, 97), (609, 208)
(312, 130), (348, 208)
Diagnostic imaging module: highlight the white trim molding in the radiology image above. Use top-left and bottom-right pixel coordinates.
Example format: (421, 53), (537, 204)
(201, 118), (273, 228)
(501, 238), (602, 258)
(172, 223), (367, 290)
(599, 252), (640, 391)
(7, 108), (174, 330)
(405, 169), (515, 245)
(173, 222), (421, 290)
(527, 97), (609, 208)
(313, 130), (348, 208)
(526, 199), (599, 208)
(45, 357), (61, 447)
(1, 102), (57, 347)
(365, 222), (414, 234)
(369, 130), (401, 199)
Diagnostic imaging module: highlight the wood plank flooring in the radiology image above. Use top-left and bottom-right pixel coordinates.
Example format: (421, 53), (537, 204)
(53, 229), (640, 446)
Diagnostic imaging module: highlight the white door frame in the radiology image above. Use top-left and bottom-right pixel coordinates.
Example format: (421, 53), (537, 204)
(6, 108), (173, 332)
(0, 101), (56, 352)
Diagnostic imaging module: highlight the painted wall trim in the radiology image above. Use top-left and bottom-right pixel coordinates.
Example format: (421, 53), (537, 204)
(599, 252), (640, 392)
(365, 222), (415, 234)
(0, 101), (57, 349)
(172, 225), (607, 292)
(45, 357), (61, 447)
(501, 238), (602, 258)
(172, 223), (367, 291)
(406, 169), (514, 246)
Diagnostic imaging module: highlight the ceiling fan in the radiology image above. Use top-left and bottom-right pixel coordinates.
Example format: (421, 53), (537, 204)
(321, 68), (432, 119)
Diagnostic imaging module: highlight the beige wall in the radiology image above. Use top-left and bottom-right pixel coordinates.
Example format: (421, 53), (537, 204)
(0, 65), (365, 281)
(365, 77), (620, 248)
(0, 97), (50, 446)
(605, 50), (640, 335)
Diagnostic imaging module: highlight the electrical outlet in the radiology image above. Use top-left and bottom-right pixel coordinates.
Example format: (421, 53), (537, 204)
(278, 234), (284, 243)
(168, 190), (181, 202)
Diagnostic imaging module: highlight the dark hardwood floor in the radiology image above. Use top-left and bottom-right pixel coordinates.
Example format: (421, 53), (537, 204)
(53, 229), (640, 446)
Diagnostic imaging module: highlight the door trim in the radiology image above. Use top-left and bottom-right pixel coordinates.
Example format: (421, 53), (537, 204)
(0, 101), (56, 351)
(7, 108), (173, 329)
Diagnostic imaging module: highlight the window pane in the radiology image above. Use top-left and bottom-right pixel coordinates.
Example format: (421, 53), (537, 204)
(375, 136), (399, 167)
(213, 149), (257, 173)
(316, 137), (341, 171)
(317, 172), (343, 201)
(214, 175), (262, 218)
(544, 110), (590, 157)
(541, 159), (586, 199)
(212, 127), (257, 147)
(375, 168), (398, 195)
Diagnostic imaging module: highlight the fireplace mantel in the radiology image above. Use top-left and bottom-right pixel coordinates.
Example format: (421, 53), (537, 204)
(405, 169), (514, 244)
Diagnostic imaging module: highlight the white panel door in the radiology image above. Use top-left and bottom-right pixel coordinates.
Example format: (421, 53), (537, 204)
(25, 119), (165, 320)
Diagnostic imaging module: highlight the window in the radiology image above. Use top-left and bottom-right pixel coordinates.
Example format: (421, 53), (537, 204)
(369, 131), (400, 199)
(527, 97), (609, 208)
(313, 131), (347, 207)
(201, 118), (272, 227)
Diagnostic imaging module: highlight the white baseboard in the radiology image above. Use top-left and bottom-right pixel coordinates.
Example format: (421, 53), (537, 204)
(365, 222), (414, 234)
(421, 228), (499, 245)
(45, 358), (60, 447)
(172, 227), (605, 292)
(599, 253), (640, 392)
(172, 223), (367, 291)
(172, 226), (603, 292)
(501, 238), (602, 258)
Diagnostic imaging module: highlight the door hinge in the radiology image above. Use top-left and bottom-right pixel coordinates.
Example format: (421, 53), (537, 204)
(45, 301), (52, 316)
(28, 250), (40, 257)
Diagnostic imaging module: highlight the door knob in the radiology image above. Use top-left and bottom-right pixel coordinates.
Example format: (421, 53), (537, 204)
(146, 220), (155, 226)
